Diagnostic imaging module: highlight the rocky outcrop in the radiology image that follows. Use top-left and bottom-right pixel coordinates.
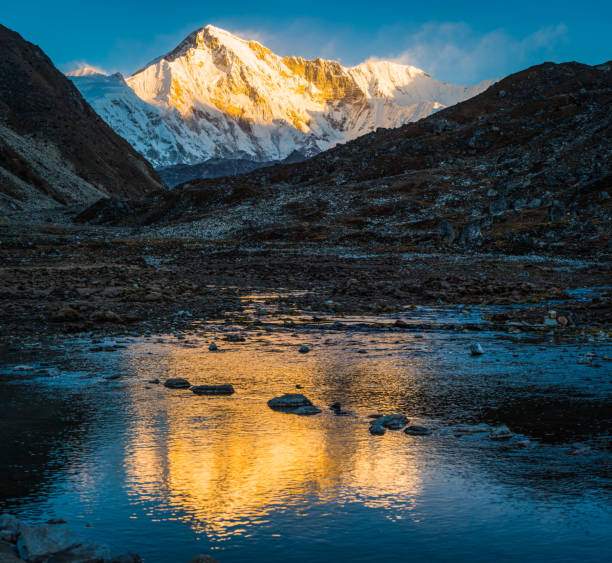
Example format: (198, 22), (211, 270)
(0, 514), (140, 563)
(84, 60), (611, 258)
(0, 25), (165, 212)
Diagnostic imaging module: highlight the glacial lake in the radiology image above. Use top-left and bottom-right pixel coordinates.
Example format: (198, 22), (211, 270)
(1, 312), (611, 562)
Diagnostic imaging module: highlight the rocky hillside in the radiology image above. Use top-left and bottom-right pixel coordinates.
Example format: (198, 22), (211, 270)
(0, 25), (165, 212)
(69, 25), (494, 168)
(80, 61), (612, 257)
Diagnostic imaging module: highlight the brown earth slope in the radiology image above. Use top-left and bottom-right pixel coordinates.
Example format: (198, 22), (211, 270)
(81, 61), (612, 257)
(0, 25), (165, 212)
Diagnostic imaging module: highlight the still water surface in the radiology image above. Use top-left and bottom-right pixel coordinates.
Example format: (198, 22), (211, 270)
(1, 319), (611, 562)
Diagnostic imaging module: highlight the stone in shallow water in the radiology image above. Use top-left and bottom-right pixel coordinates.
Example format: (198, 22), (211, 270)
(17, 523), (79, 561)
(448, 423), (491, 437)
(293, 405), (322, 415)
(489, 425), (513, 441)
(208, 342), (218, 351)
(404, 425), (433, 436)
(369, 424), (386, 435)
(372, 414), (409, 430)
(298, 345), (310, 354)
(163, 378), (191, 389)
(267, 393), (313, 409)
(191, 384), (235, 395)
(470, 342), (484, 356)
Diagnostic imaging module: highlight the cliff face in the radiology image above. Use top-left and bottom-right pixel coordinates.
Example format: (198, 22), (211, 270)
(0, 25), (165, 212)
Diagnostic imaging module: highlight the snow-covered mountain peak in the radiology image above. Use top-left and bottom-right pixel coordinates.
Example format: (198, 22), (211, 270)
(66, 64), (108, 77)
(71, 26), (497, 168)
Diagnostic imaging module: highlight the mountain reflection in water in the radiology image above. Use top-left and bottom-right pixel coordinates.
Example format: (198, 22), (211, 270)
(1, 326), (610, 562)
(121, 339), (426, 538)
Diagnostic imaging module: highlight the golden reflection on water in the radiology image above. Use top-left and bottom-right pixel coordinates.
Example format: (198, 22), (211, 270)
(121, 333), (428, 538)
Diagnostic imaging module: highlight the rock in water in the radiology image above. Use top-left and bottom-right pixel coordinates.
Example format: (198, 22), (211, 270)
(298, 345), (310, 354)
(267, 394), (313, 410)
(2, 516), (115, 563)
(371, 414), (409, 430)
(163, 378), (191, 389)
(489, 425), (513, 440)
(208, 342), (218, 351)
(191, 384), (235, 395)
(404, 425), (433, 436)
(293, 405), (322, 415)
(369, 424), (386, 435)
(470, 342), (484, 356)
(16, 524), (78, 561)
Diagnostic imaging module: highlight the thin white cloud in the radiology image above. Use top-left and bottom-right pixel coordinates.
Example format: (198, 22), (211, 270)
(374, 23), (569, 84)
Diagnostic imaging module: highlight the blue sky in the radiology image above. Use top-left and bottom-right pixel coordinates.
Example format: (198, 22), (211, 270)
(3, 1), (610, 84)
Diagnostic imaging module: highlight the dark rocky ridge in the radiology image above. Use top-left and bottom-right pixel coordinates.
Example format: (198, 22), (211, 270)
(81, 61), (612, 258)
(157, 150), (306, 187)
(0, 25), (165, 212)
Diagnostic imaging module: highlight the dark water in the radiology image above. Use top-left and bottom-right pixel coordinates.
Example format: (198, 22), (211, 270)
(1, 317), (611, 562)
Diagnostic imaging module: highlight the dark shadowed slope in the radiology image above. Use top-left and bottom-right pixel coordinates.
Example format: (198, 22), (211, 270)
(0, 25), (165, 212)
(79, 61), (612, 257)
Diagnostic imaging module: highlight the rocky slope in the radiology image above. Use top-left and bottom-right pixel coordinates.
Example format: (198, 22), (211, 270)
(69, 25), (494, 168)
(80, 61), (612, 258)
(0, 25), (165, 213)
